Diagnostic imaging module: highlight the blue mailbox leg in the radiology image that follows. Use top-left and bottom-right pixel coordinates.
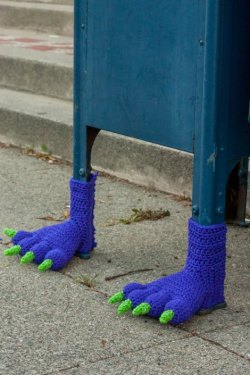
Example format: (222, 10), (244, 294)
(72, 121), (99, 260)
(109, 156), (230, 325)
(3, 146), (98, 270)
(3, 126), (99, 269)
(3, 1), (99, 268)
(109, 132), (232, 324)
(109, 2), (249, 325)
(73, 1), (100, 259)
(3, 134), (99, 270)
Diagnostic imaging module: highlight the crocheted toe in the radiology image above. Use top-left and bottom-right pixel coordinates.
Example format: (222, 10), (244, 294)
(163, 299), (193, 325)
(44, 248), (68, 270)
(29, 241), (51, 264)
(13, 231), (33, 245)
(126, 286), (159, 307)
(18, 236), (40, 256)
(145, 290), (173, 318)
(123, 282), (146, 298)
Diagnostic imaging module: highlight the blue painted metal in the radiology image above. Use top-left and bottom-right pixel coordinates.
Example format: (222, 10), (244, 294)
(73, 0), (88, 181)
(85, 0), (200, 152)
(192, 0), (250, 224)
(74, 0), (250, 224)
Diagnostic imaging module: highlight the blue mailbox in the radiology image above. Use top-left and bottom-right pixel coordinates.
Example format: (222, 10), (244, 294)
(73, 0), (250, 226)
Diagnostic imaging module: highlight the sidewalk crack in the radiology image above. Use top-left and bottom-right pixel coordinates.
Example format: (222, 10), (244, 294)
(198, 334), (250, 362)
(197, 320), (250, 335)
(86, 334), (192, 366)
(60, 271), (109, 297)
(180, 328), (250, 362)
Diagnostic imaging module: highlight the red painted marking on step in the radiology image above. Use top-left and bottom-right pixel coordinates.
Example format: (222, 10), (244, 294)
(26, 44), (73, 54)
(28, 45), (57, 51)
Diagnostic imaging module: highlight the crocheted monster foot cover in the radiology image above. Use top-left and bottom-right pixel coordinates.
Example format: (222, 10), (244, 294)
(3, 174), (97, 271)
(109, 219), (227, 325)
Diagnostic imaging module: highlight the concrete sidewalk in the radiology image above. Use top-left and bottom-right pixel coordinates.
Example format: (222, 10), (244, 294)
(0, 145), (249, 375)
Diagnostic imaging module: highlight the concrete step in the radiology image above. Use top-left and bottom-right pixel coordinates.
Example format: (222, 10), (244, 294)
(7, 0), (73, 4)
(0, 88), (73, 160)
(0, 1), (73, 36)
(0, 88), (193, 199)
(0, 28), (72, 100)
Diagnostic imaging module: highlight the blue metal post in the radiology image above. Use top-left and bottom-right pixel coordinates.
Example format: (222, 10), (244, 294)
(192, 0), (229, 225)
(73, 0), (88, 181)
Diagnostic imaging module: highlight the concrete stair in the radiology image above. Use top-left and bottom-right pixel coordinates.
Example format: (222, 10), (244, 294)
(0, 0), (195, 200)
(0, 28), (72, 100)
(0, 1), (73, 35)
(7, 0), (73, 4)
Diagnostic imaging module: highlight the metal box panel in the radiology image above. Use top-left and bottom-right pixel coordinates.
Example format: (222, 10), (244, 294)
(85, 0), (202, 152)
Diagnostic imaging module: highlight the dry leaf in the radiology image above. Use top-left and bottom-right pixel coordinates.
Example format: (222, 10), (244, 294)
(37, 216), (63, 222)
(119, 208), (170, 225)
(63, 209), (70, 219)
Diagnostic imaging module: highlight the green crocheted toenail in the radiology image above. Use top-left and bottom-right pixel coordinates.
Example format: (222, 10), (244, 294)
(159, 310), (175, 324)
(4, 245), (21, 256)
(38, 259), (53, 272)
(20, 251), (35, 264)
(108, 291), (124, 304)
(3, 228), (17, 238)
(132, 303), (151, 316)
(117, 299), (133, 315)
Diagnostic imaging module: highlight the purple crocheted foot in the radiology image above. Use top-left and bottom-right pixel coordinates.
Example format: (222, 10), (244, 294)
(109, 219), (227, 325)
(3, 174), (97, 271)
